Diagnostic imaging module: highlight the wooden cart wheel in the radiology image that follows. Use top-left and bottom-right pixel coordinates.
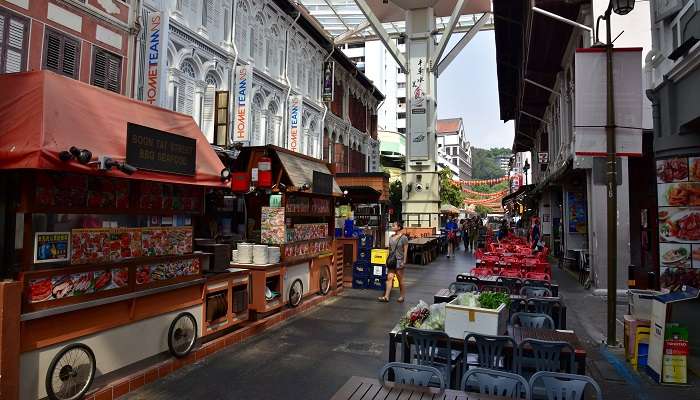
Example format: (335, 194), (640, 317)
(289, 279), (303, 308)
(168, 312), (198, 358)
(319, 265), (331, 295)
(45, 343), (96, 400)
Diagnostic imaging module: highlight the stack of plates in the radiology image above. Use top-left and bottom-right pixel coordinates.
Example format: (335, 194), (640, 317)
(231, 250), (239, 263)
(253, 245), (268, 265)
(237, 243), (253, 264)
(268, 247), (281, 264)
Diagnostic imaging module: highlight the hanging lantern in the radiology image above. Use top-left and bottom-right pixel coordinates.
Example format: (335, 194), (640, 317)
(611, 0), (635, 15)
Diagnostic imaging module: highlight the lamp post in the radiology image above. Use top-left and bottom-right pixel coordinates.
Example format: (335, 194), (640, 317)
(523, 159), (530, 186)
(595, 0), (635, 347)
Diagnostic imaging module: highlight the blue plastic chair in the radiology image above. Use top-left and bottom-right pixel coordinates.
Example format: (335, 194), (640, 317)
(379, 362), (445, 391)
(510, 312), (555, 330)
(529, 371), (602, 400)
(464, 333), (517, 372)
(403, 328), (460, 389)
(518, 339), (575, 375)
(461, 367), (531, 399)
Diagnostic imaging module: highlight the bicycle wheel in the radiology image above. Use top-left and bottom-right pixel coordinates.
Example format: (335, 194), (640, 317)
(319, 265), (331, 295)
(168, 312), (198, 358)
(45, 343), (96, 400)
(288, 279), (303, 308)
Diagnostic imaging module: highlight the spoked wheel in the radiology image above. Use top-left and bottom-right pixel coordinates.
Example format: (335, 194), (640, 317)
(288, 279), (303, 308)
(168, 312), (197, 358)
(319, 266), (331, 295)
(46, 343), (96, 400)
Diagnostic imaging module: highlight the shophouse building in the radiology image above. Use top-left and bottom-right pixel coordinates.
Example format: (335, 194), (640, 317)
(436, 118), (472, 181)
(0, 0), (134, 94)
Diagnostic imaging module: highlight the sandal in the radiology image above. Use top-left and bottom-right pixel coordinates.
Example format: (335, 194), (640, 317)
(397, 297), (405, 303)
(377, 296), (389, 302)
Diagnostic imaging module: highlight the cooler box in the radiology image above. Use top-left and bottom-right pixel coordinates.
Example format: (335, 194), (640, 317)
(444, 298), (508, 339)
(628, 289), (660, 321)
(368, 275), (386, 291)
(357, 247), (371, 262)
(353, 261), (371, 277)
(371, 249), (389, 265)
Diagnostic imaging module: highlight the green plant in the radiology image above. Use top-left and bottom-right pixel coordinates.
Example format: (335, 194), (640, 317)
(478, 292), (511, 310)
(438, 167), (465, 208)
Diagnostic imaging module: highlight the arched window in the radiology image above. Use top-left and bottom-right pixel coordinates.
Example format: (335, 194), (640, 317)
(297, 48), (305, 91)
(288, 41), (297, 87)
(253, 13), (264, 64)
(278, 32), (285, 78)
(201, 71), (219, 143)
(266, 101), (280, 145)
(308, 120), (317, 157)
(251, 93), (265, 145)
(181, 60), (196, 79)
(235, 1), (249, 60)
(266, 25), (278, 73)
(177, 60), (197, 117)
(307, 58), (316, 98)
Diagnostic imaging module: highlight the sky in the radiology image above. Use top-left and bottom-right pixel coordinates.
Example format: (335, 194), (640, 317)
(436, 30), (514, 149)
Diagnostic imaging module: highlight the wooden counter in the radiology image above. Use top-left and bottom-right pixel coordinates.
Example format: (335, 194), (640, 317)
(202, 270), (250, 337)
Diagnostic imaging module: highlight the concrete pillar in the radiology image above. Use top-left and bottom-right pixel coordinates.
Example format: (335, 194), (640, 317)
(0, 281), (21, 400)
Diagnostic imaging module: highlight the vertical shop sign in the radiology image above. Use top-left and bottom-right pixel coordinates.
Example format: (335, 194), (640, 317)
(322, 61), (334, 102)
(408, 38), (429, 160)
(145, 11), (169, 106)
(234, 65), (252, 142)
(288, 95), (303, 152)
(656, 157), (700, 290)
(567, 192), (587, 234)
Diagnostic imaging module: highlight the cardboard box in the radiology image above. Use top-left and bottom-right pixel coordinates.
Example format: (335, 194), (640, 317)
(445, 299), (508, 339)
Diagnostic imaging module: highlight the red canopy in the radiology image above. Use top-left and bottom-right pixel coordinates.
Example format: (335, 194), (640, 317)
(0, 71), (227, 188)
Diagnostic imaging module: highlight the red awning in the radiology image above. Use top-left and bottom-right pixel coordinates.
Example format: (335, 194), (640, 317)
(0, 71), (227, 188)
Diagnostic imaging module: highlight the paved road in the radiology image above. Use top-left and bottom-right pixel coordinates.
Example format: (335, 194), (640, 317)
(124, 245), (697, 400)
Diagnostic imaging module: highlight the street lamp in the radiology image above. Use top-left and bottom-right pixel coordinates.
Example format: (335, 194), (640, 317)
(595, 0), (635, 347)
(523, 159), (530, 186)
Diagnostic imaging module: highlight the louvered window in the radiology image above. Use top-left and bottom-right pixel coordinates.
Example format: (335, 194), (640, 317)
(91, 47), (121, 93)
(0, 8), (29, 73)
(43, 28), (80, 79)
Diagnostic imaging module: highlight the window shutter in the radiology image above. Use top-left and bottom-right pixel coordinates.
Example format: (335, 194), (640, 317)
(184, 80), (195, 116)
(1, 12), (28, 73)
(44, 29), (80, 79)
(92, 47), (122, 93)
(201, 85), (215, 142)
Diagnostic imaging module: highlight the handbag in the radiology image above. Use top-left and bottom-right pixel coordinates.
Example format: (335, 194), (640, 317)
(386, 234), (401, 269)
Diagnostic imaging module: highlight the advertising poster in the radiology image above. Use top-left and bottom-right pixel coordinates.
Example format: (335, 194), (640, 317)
(27, 266), (129, 303)
(233, 65), (252, 142)
(657, 157), (700, 290)
(408, 38), (429, 160)
(287, 95), (303, 152)
(34, 232), (70, 263)
(567, 192), (588, 234)
(322, 61), (334, 102)
(261, 207), (286, 244)
(144, 11), (170, 106)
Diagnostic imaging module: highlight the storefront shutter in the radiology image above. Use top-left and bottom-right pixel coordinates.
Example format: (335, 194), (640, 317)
(0, 10), (29, 73)
(92, 47), (122, 93)
(44, 28), (80, 79)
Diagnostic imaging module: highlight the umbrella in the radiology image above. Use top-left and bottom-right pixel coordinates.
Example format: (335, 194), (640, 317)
(440, 204), (460, 215)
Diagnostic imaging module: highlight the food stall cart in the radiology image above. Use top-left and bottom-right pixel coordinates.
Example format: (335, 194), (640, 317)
(0, 71), (232, 400)
(334, 172), (390, 248)
(227, 146), (340, 318)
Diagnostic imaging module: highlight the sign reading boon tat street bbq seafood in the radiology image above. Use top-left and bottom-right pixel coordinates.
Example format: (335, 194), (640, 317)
(126, 123), (196, 176)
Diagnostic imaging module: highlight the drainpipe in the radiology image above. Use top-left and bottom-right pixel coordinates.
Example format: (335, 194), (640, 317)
(283, 12), (302, 148)
(227, 0), (239, 148)
(130, 0), (143, 98)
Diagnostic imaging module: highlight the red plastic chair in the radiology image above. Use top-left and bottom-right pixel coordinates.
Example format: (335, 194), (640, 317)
(499, 269), (523, 278)
(472, 267), (494, 277)
(525, 272), (551, 282)
(532, 262), (552, 275)
(538, 246), (550, 260)
(475, 249), (484, 260)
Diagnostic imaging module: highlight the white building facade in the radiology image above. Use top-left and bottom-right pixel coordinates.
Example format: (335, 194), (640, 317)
(436, 118), (472, 181)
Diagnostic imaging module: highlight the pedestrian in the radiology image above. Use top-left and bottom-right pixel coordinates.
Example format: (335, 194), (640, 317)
(469, 216), (479, 251)
(531, 216), (542, 252)
(378, 221), (409, 303)
(460, 218), (469, 252)
(498, 218), (509, 241)
(445, 216), (458, 258)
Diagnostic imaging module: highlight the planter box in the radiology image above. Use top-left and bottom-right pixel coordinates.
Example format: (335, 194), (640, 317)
(444, 299), (508, 339)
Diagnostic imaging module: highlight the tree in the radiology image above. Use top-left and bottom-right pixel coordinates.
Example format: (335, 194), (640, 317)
(438, 168), (465, 208)
(388, 180), (402, 222)
(475, 205), (491, 216)
(471, 147), (512, 179)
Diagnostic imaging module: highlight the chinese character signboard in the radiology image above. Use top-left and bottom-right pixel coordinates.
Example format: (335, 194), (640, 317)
(144, 11), (169, 106)
(322, 61), (334, 102)
(574, 48), (643, 156)
(34, 232), (70, 263)
(126, 123), (196, 176)
(288, 95), (303, 152)
(538, 152), (549, 164)
(408, 38), (429, 160)
(234, 65), (252, 142)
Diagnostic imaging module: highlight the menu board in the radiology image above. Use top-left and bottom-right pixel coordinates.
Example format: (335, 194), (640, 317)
(567, 192), (588, 234)
(27, 267), (129, 303)
(261, 207), (286, 244)
(657, 157), (700, 290)
(135, 258), (200, 285)
(283, 238), (332, 259)
(70, 227), (192, 265)
(286, 223), (328, 242)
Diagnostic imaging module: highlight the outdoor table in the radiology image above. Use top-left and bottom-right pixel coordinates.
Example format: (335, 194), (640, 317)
(388, 325), (586, 376)
(330, 376), (506, 400)
(408, 237), (437, 265)
(457, 273), (560, 297)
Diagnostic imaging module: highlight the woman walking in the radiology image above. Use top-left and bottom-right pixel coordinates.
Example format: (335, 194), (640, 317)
(445, 217), (458, 258)
(378, 221), (409, 303)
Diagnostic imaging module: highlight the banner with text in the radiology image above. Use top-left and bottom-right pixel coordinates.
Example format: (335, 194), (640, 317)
(287, 95), (303, 152)
(233, 65), (253, 142)
(322, 61), (334, 102)
(408, 38), (430, 160)
(144, 11), (169, 107)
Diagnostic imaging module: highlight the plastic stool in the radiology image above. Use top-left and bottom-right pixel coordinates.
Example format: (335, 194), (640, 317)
(624, 315), (650, 360)
(631, 326), (650, 370)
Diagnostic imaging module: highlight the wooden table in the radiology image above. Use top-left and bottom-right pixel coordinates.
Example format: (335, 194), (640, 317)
(388, 325), (586, 375)
(407, 237), (438, 265)
(330, 376), (506, 400)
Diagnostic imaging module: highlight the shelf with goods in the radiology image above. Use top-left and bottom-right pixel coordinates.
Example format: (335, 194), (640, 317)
(202, 268), (250, 336)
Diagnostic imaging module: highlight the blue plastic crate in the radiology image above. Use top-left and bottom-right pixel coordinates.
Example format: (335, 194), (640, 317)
(357, 247), (371, 262)
(353, 261), (371, 276)
(370, 264), (387, 277)
(368, 276), (387, 291)
(358, 235), (374, 249)
(352, 276), (370, 289)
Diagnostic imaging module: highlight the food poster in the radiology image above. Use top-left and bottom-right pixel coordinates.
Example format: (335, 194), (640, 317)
(261, 207), (286, 244)
(27, 266), (130, 303)
(71, 227), (192, 264)
(136, 258), (200, 285)
(657, 157), (700, 290)
(567, 192), (588, 234)
(34, 232), (70, 263)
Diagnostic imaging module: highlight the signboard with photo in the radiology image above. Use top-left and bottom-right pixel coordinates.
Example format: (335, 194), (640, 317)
(34, 232), (70, 263)
(261, 207), (286, 244)
(657, 156), (700, 290)
(567, 192), (587, 234)
(322, 61), (334, 102)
